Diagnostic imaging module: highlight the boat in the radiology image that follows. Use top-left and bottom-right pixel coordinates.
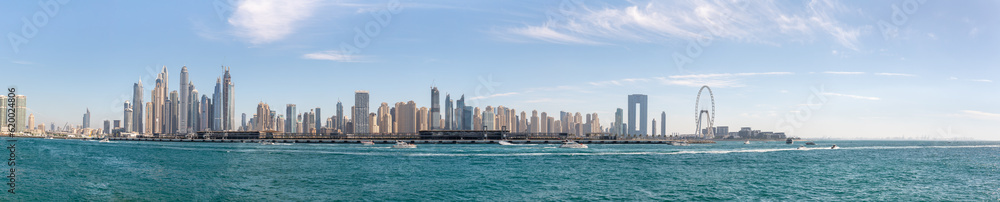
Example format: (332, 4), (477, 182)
(744, 140), (750, 144)
(805, 142), (816, 145)
(361, 140), (375, 146)
(45, 136), (53, 140)
(99, 138), (110, 143)
(785, 138), (794, 144)
(831, 144), (839, 149)
(392, 141), (417, 149)
(498, 140), (514, 145)
(797, 146), (806, 150)
(558, 140), (588, 149)
(260, 140), (275, 145)
(669, 141), (689, 146)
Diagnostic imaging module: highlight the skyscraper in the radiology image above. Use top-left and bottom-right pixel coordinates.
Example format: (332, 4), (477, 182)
(133, 78), (143, 133)
(222, 67), (235, 131)
(286, 104), (297, 133)
(456, 95), (465, 130)
(200, 95), (210, 132)
(124, 101), (133, 132)
(212, 77), (222, 131)
(179, 66), (189, 133)
(395, 101), (417, 133)
(661, 111), (666, 136)
(353, 91), (369, 134)
(628, 94), (648, 135)
(83, 108), (91, 129)
(104, 120), (111, 134)
(445, 94), (453, 130)
(336, 101), (343, 132)
(314, 107), (322, 132)
(256, 102), (272, 131)
(615, 108), (624, 135)
(430, 87), (440, 130)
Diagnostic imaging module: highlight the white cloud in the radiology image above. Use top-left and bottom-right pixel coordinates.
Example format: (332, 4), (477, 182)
(229, 0), (319, 44)
(970, 79), (993, 83)
(874, 73), (916, 77)
(821, 92), (880, 101)
(959, 110), (1000, 121)
(469, 92), (519, 100)
(302, 51), (366, 62)
(500, 1), (865, 50)
(823, 71), (865, 75)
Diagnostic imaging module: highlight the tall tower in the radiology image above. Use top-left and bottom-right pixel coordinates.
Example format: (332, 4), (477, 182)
(179, 66), (189, 133)
(661, 111), (666, 136)
(124, 101), (133, 132)
(353, 91), (370, 134)
(133, 78), (143, 133)
(444, 94), (452, 130)
(430, 87), (440, 130)
(212, 77), (222, 131)
(336, 101), (343, 132)
(314, 107), (322, 132)
(83, 108), (91, 129)
(627, 94), (648, 135)
(614, 108), (624, 134)
(286, 104), (297, 133)
(222, 66), (235, 131)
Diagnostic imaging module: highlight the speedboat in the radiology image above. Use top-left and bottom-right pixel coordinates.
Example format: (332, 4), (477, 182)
(805, 142), (816, 145)
(786, 138), (794, 144)
(45, 136), (54, 140)
(392, 141), (417, 149)
(99, 138), (110, 143)
(558, 140), (588, 149)
(797, 146), (806, 150)
(361, 140), (375, 146)
(744, 140), (750, 144)
(260, 140), (275, 145)
(498, 140), (514, 145)
(831, 144), (839, 149)
(670, 141), (689, 146)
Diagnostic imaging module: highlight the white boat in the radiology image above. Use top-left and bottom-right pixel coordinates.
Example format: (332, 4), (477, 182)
(797, 146), (806, 150)
(260, 140), (275, 145)
(670, 141), (689, 146)
(498, 140), (514, 145)
(392, 141), (417, 149)
(744, 140), (750, 144)
(99, 138), (110, 143)
(45, 136), (54, 140)
(558, 140), (588, 149)
(831, 144), (839, 149)
(361, 140), (375, 146)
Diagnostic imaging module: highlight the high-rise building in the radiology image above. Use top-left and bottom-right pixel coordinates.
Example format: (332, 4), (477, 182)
(124, 101), (133, 132)
(103, 120), (111, 134)
(222, 66), (235, 131)
(169, 91), (179, 133)
(82, 108), (91, 129)
(336, 101), (344, 132)
(212, 77), (222, 131)
(430, 87), (440, 130)
(614, 108), (624, 135)
(133, 78), (143, 133)
(444, 94), (453, 130)
(395, 101), (417, 133)
(627, 94), (648, 135)
(255, 102), (272, 131)
(314, 107), (322, 132)
(651, 119), (657, 136)
(377, 103), (392, 134)
(456, 95), (467, 130)
(353, 91), (369, 134)
(462, 106), (473, 130)
(145, 102), (152, 134)
(27, 114), (34, 132)
(241, 113), (247, 131)
(286, 104), (297, 133)
(200, 95), (210, 131)
(179, 66), (189, 133)
(661, 111), (666, 136)
(189, 87), (198, 133)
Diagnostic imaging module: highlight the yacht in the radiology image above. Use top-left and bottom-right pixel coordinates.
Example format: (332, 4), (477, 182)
(260, 140), (275, 145)
(785, 138), (794, 144)
(392, 141), (417, 149)
(559, 140), (588, 149)
(361, 140), (375, 146)
(45, 136), (54, 140)
(670, 141), (689, 146)
(498, 140), (514, 145)
(99, 138), (110, 143)
(744, 140), (750, 144)
(831, 144), (839, 149)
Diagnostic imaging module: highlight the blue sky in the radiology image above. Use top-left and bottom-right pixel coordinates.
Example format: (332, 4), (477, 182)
(2, 0), (998, 139)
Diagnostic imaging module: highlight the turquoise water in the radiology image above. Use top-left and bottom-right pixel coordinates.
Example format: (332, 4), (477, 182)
(2, 138), (999, 200)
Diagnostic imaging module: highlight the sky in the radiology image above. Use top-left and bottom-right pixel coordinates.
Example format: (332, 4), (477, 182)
(1, 0), (998, 140)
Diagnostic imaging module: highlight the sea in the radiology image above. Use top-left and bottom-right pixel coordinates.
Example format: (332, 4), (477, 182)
(1, 138), (998, 201)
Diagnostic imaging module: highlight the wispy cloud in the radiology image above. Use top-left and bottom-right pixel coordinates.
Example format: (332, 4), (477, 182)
(302, 51), (368, 62)
(970, 79), (993, 83)
(10, 60), (33, 65)
(823, 71), (865, 75)
(500, 1), (865, 50)
(822, 92), (880, 101)
(229, 0), (319, 44)
(958, 110), (1000, 121)
(469, 92), (519, 100)
(874, 72), (916, 77)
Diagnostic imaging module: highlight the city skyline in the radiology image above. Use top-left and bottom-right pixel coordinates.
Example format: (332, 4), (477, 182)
(2, 1), (998, 139)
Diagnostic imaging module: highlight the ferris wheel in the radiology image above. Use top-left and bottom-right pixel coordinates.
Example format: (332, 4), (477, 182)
(695, 85), (715, 139)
